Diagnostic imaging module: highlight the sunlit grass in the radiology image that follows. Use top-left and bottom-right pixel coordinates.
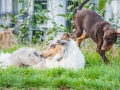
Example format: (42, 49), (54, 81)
(0, 42), (120, 90)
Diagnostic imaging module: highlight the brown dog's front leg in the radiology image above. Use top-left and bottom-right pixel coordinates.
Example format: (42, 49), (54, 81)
(100, 50), (109, 64)
(70, 33), (76, 40)
(97, 50), (109, 64)
(96, 41), (110, 64)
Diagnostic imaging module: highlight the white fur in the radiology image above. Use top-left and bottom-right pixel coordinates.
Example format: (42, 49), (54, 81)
(0, 48), (42, 69)
(45, 38), (85, 70)
(0, 52), (11, 62)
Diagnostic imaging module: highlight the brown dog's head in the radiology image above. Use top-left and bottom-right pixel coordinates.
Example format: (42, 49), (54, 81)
(101, 26), (120, 51)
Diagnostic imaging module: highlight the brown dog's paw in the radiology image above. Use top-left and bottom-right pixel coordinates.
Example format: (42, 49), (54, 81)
(70, 33), (76, 40)
(104, 61), (110, 64)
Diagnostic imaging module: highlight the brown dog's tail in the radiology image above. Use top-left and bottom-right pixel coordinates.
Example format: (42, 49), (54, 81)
(77, 0), (89, 11)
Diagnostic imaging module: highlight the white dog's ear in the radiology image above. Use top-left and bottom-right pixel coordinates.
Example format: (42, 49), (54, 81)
(61, 33), (70, 40)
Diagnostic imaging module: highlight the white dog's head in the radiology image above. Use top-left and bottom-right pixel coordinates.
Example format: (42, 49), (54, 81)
(40, 33), (85, 69)
(40, 33), (72, 60)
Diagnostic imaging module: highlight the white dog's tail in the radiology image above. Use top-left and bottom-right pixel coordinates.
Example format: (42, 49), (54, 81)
(0, 52), (11, 62)
(0, 52), (11, 69)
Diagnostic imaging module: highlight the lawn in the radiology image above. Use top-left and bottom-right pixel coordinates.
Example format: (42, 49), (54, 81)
(0, 43), (120, 90)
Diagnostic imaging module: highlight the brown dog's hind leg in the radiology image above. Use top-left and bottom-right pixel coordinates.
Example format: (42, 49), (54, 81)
(74, 18), (83, 37)
(77, 33), (89, 46)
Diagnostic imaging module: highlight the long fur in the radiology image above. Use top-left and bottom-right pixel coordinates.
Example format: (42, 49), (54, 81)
(0, 52), (11, 63)
(0, 34), (85, 70)
(0, 48), (43, 69)
(47, 38), (85, 70)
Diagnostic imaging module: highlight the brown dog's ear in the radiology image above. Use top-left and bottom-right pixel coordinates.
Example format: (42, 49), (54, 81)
(103, 25), (115, 31)
(103, 25), (109, 31)
(116, 31), (120, 37)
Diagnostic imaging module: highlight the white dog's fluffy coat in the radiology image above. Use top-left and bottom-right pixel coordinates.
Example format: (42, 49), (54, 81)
(0, 34), (85, 70)
(0, 48), (43, 69)
(44, 37), (85, 70)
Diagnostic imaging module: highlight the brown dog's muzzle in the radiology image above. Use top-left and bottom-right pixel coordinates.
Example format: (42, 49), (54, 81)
(101, 43), (113, 51)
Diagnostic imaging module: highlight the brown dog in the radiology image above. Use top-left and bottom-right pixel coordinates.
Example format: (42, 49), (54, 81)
(72, 0), (120, 64)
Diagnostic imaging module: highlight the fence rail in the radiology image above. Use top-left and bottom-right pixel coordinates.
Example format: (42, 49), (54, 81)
(0, 0), (120, 44)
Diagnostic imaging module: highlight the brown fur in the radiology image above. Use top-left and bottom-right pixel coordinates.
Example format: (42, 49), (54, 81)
(77, 33), (89, 46)
(61, 33), (70, 41)
(41, 44), (62, 60)
(72, 0), (120, 64)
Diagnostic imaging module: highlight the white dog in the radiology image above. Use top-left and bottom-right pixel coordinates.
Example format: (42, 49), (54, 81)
(38, 33), (85, 70)
(0, 33), (85, 70)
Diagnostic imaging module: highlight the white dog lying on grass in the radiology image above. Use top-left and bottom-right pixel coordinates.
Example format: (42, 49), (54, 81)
(0, 33), (85, 70)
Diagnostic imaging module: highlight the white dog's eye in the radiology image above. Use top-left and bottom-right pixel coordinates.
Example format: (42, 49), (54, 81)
(51, 45), (56, 48)
(57, 40), (61, 43)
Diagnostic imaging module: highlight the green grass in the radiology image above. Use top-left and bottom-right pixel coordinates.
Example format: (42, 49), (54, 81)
(0, 45), (120, 90)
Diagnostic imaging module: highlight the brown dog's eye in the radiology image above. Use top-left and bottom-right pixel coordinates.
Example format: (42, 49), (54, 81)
(114, 33), (116, 36)
(108, 38), (112, 42)
(113, 33), (117, 37)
